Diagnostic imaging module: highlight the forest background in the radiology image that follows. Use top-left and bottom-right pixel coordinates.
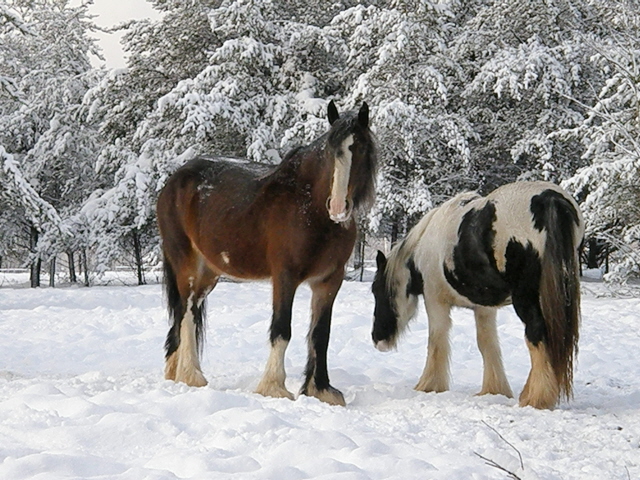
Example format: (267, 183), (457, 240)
(1, 0), (639, 287)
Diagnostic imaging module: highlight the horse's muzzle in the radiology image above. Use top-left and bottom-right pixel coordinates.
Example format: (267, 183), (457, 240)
(374, 339), (393, 352)
(327, 196), (353, 223)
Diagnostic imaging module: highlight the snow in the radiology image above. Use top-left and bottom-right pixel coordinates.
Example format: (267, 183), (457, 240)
(0, 276), (639, 479)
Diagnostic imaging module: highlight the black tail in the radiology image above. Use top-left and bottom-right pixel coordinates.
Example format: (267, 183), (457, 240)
(536, 191), (582, 400)
(163, 255), (183, 359)
(162, 254), (208, 358)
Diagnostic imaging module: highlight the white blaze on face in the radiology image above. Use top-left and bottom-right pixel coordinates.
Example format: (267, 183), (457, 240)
(329, 135), (354, 223)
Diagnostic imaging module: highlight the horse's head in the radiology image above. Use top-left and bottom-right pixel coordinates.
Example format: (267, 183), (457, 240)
(371, 249), (422, 351)
(371, 250), (398, 351)
(325, 100), (377, 224)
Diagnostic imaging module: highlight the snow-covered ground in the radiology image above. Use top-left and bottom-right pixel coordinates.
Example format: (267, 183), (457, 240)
(0, 271), (639, 479)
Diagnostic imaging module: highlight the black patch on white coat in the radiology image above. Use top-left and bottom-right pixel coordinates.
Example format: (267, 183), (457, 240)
(504, 239), (546, 345)
(530, 189), (580, 233)
(444, 201), (511, 306)
(406, 257), (424, 297)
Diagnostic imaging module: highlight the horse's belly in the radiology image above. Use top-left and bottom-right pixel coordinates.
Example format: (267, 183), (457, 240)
(196, 237), (270, 280)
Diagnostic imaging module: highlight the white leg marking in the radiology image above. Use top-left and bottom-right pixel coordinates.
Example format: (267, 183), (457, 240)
(255, 338), (294, 400)
(328, 135), (354, 222)
(474, 308), (513, 398)
(174, 293), (208, 387)
(519, 340), (559, 409)
(415, 299), (452, 393)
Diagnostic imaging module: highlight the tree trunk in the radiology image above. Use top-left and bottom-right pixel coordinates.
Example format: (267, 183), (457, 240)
(82, 249), (90, 286)
(49, 257), (56, 288)
(355, 230), (366, 282)
(29, 225), (41, 288)
(390, 214), (400, 245)
(67, 251), (77, 283)
(132, 229), (146, 285)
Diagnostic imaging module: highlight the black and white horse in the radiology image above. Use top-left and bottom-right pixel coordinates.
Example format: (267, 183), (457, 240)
(371, 181), (584, 409)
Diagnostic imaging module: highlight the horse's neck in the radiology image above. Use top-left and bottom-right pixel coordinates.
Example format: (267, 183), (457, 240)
(296, 151), (332, 206)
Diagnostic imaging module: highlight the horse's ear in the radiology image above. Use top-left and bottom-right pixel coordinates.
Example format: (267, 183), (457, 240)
(376, 250), (387, 270)
(358, 102), (369, 128)
(327, 100), (340, 125)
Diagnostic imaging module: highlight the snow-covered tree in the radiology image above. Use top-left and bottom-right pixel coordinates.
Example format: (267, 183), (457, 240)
(329, 1), (475, 237)
(563, 31), (640, 283)
(0, 0), (101, 285)
(449, 0), (618, 191)
(82, 0), (353, 278)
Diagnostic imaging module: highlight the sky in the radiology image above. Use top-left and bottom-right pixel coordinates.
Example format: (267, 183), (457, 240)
(84, 0), (161, 68)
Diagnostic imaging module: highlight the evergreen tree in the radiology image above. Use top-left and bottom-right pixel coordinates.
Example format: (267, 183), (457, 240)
(563, 20), (640, 282)
(0, 0), (101, 284)
(451, 0), (612, 190)
(333, 0), (475, 236)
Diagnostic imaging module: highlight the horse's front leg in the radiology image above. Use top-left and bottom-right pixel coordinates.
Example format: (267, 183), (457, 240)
(415, 298), (452, 393)
(300, 270), (346, 406)
(255, 273), (297, 400)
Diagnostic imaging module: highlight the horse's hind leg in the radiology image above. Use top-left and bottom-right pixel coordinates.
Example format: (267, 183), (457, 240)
(520, 338), (558, 409)
(474, 307), (513, 398)
(255, 272), (297, 400)
(164, 252), (217, 387)
(415, 298), (452, 393)
(300, 270), (346, 406)
(512, 293), (559, 409)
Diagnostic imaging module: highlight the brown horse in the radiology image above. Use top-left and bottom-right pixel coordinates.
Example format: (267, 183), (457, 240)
(156, 101), (377, 406)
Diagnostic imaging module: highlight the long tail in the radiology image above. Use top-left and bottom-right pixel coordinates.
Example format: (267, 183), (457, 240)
(163, 254), (184, 359)
(538, 194), (582, 400)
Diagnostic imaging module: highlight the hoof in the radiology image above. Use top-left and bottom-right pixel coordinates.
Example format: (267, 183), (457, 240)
(164, 353), (177, 381)
(165, 352), (208, 387)
(174, 369), (208, 387)
(476, 386), (514, 399)
(519, 385), (558, 410)
(519, 341), (560, 409)
(414, 379), (447, 394)
(301, 383), (346, 407)
(255, 381), (295, 401)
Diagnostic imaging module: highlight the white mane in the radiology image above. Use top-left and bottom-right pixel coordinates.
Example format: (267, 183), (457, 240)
(384, 208), (438, 334)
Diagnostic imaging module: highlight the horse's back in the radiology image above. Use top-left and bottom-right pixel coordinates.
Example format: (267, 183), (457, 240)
(157, 157), (275, 278)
